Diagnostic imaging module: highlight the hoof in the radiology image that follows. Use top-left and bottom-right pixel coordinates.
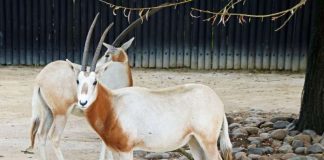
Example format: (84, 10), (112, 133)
(21, 146), (34, 154)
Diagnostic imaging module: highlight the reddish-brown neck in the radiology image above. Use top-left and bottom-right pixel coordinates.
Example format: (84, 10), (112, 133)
(84, 83), (132, 152)
(127, 67), (133, 86)
(112, 50), (133, 86)
(112, 50), (128, 63)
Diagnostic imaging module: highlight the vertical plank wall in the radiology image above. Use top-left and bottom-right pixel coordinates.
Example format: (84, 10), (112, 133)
(0, 0), (314, 71)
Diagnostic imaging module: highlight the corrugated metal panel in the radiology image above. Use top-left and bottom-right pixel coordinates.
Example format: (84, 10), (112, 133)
(0, 0), (314, 71)
(0, 0), (6, 65)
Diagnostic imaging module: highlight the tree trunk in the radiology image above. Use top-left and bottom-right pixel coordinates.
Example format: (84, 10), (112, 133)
(297, 0), (324, 134)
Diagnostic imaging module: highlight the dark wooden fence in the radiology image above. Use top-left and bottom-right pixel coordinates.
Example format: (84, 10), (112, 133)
(0, 0), (315, 71)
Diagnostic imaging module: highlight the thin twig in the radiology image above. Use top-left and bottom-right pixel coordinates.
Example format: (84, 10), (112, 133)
(191, 0), (306, 18)
(100, 0), (192, 11)
(100, 0), (192, 23)
(191, 0), (307, 31)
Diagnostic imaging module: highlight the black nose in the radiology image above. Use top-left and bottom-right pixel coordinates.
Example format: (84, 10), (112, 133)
(79, 100), (88, 106)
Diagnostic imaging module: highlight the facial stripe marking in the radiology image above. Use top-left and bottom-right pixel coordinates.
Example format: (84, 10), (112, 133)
(81, 83), (89, 94)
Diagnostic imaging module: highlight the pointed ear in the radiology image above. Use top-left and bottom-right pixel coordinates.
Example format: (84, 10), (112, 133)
(103, 43), (118, 57)
(103, 42), (115, 51)
(66, 59), (80, 75)
(95, 61), (112, 76)
(120, 37), (135, 51)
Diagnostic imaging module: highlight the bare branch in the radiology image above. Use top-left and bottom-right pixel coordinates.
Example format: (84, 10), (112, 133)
(100, 0), (192, 24)
(100, 0), (192, 11)
(191, 0), (307, 31)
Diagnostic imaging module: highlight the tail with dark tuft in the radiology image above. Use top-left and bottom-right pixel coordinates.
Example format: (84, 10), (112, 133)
(25, 87), (43, 152)
(220, 114), (233, 160)
(30, 117), (40, 149)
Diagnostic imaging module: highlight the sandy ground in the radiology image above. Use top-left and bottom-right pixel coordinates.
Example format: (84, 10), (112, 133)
(0, 66), (305, 160)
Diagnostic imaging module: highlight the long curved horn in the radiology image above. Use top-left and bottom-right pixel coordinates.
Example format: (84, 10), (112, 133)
(81, 13), (100, 71)
(112, 3), (169, 47)
(90, 22), (114, 72)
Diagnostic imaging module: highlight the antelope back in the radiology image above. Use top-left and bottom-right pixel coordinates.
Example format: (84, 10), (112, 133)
(36, 61), (78, 115)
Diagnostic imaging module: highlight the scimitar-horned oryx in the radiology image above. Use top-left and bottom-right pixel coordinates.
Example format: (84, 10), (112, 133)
(72, 37), (234, 160)
(26, 8), (163, 159)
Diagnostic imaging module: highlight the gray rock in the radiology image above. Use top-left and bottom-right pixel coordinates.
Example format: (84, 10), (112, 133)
(269, 154), (283, 159)
(287, 156), (317, 160)
(229, 123), (242, 130)
(305, 156), (319, 160)
(260, 122), (274, 128)
(245, 117), (265, 126)
(271, 129), (288, 140)
(259, 127), (273, 133)
(270, 117), (294, 123)
(247, 148), (265, 155)
(279, 144), (293, 153)
(134, 151), (148, 157)
(308, 154), (324, 159)
(320, 138), (324, 146)
(260, 133), (271, 141)
(238, 155), (249, 160)
(284, 136), (295, 144)
(245, 127), (259, 135)
(226, 116), (234, 125)
(231, 141), (240, 147)
(232, 128), (248, 138)
(232, 147), (246, 154)
(289, 130), (301, 136)
(307, 143), (324, 154)
(272, 140), (283, 148)
(144, 153), (170, 159)
(248, 137), (262, 142)
(294, 134), (312, 145)
(287, 122), (297, 131)
(292, 140), (304, 149)
(244, 123), (258, 127)
(273, 121), (290, 129)
(281, 153), (297, 159)
(251, 140), (261, 146)
(303, 130), (318, 137)
(235, 152), (247, 160)
(259, 156), (271, 160)
(234, 116), (243, 122)
(247, 144), (257, 149)
(294, 147), (306, 154)
(248, 154), (261, 160)
(246, 147), (273, 155)
(302, 130), (322, 144)
(263, 147), (274, 154)
(311, 135), (322, 144)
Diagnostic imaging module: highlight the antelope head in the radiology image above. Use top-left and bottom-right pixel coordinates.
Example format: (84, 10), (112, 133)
(76, 13), (113, 109)
(96, 37), (134, 66)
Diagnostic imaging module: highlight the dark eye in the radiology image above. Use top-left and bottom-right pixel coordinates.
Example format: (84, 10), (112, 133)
(105, 54), (110, 58)
(76, 80), (79, 84)
(93, 80), (97, 85)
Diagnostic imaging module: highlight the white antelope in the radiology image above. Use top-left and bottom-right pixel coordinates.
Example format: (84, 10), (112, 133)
(72, 41), (233, 160)
(26, 13), (139, 160)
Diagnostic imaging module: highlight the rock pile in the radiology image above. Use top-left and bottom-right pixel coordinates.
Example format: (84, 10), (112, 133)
(228, 110), (324, 160)
(134, 110), (323, 160)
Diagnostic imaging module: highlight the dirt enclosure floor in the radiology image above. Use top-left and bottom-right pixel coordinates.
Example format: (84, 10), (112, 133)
(0, 66), (305, 160)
